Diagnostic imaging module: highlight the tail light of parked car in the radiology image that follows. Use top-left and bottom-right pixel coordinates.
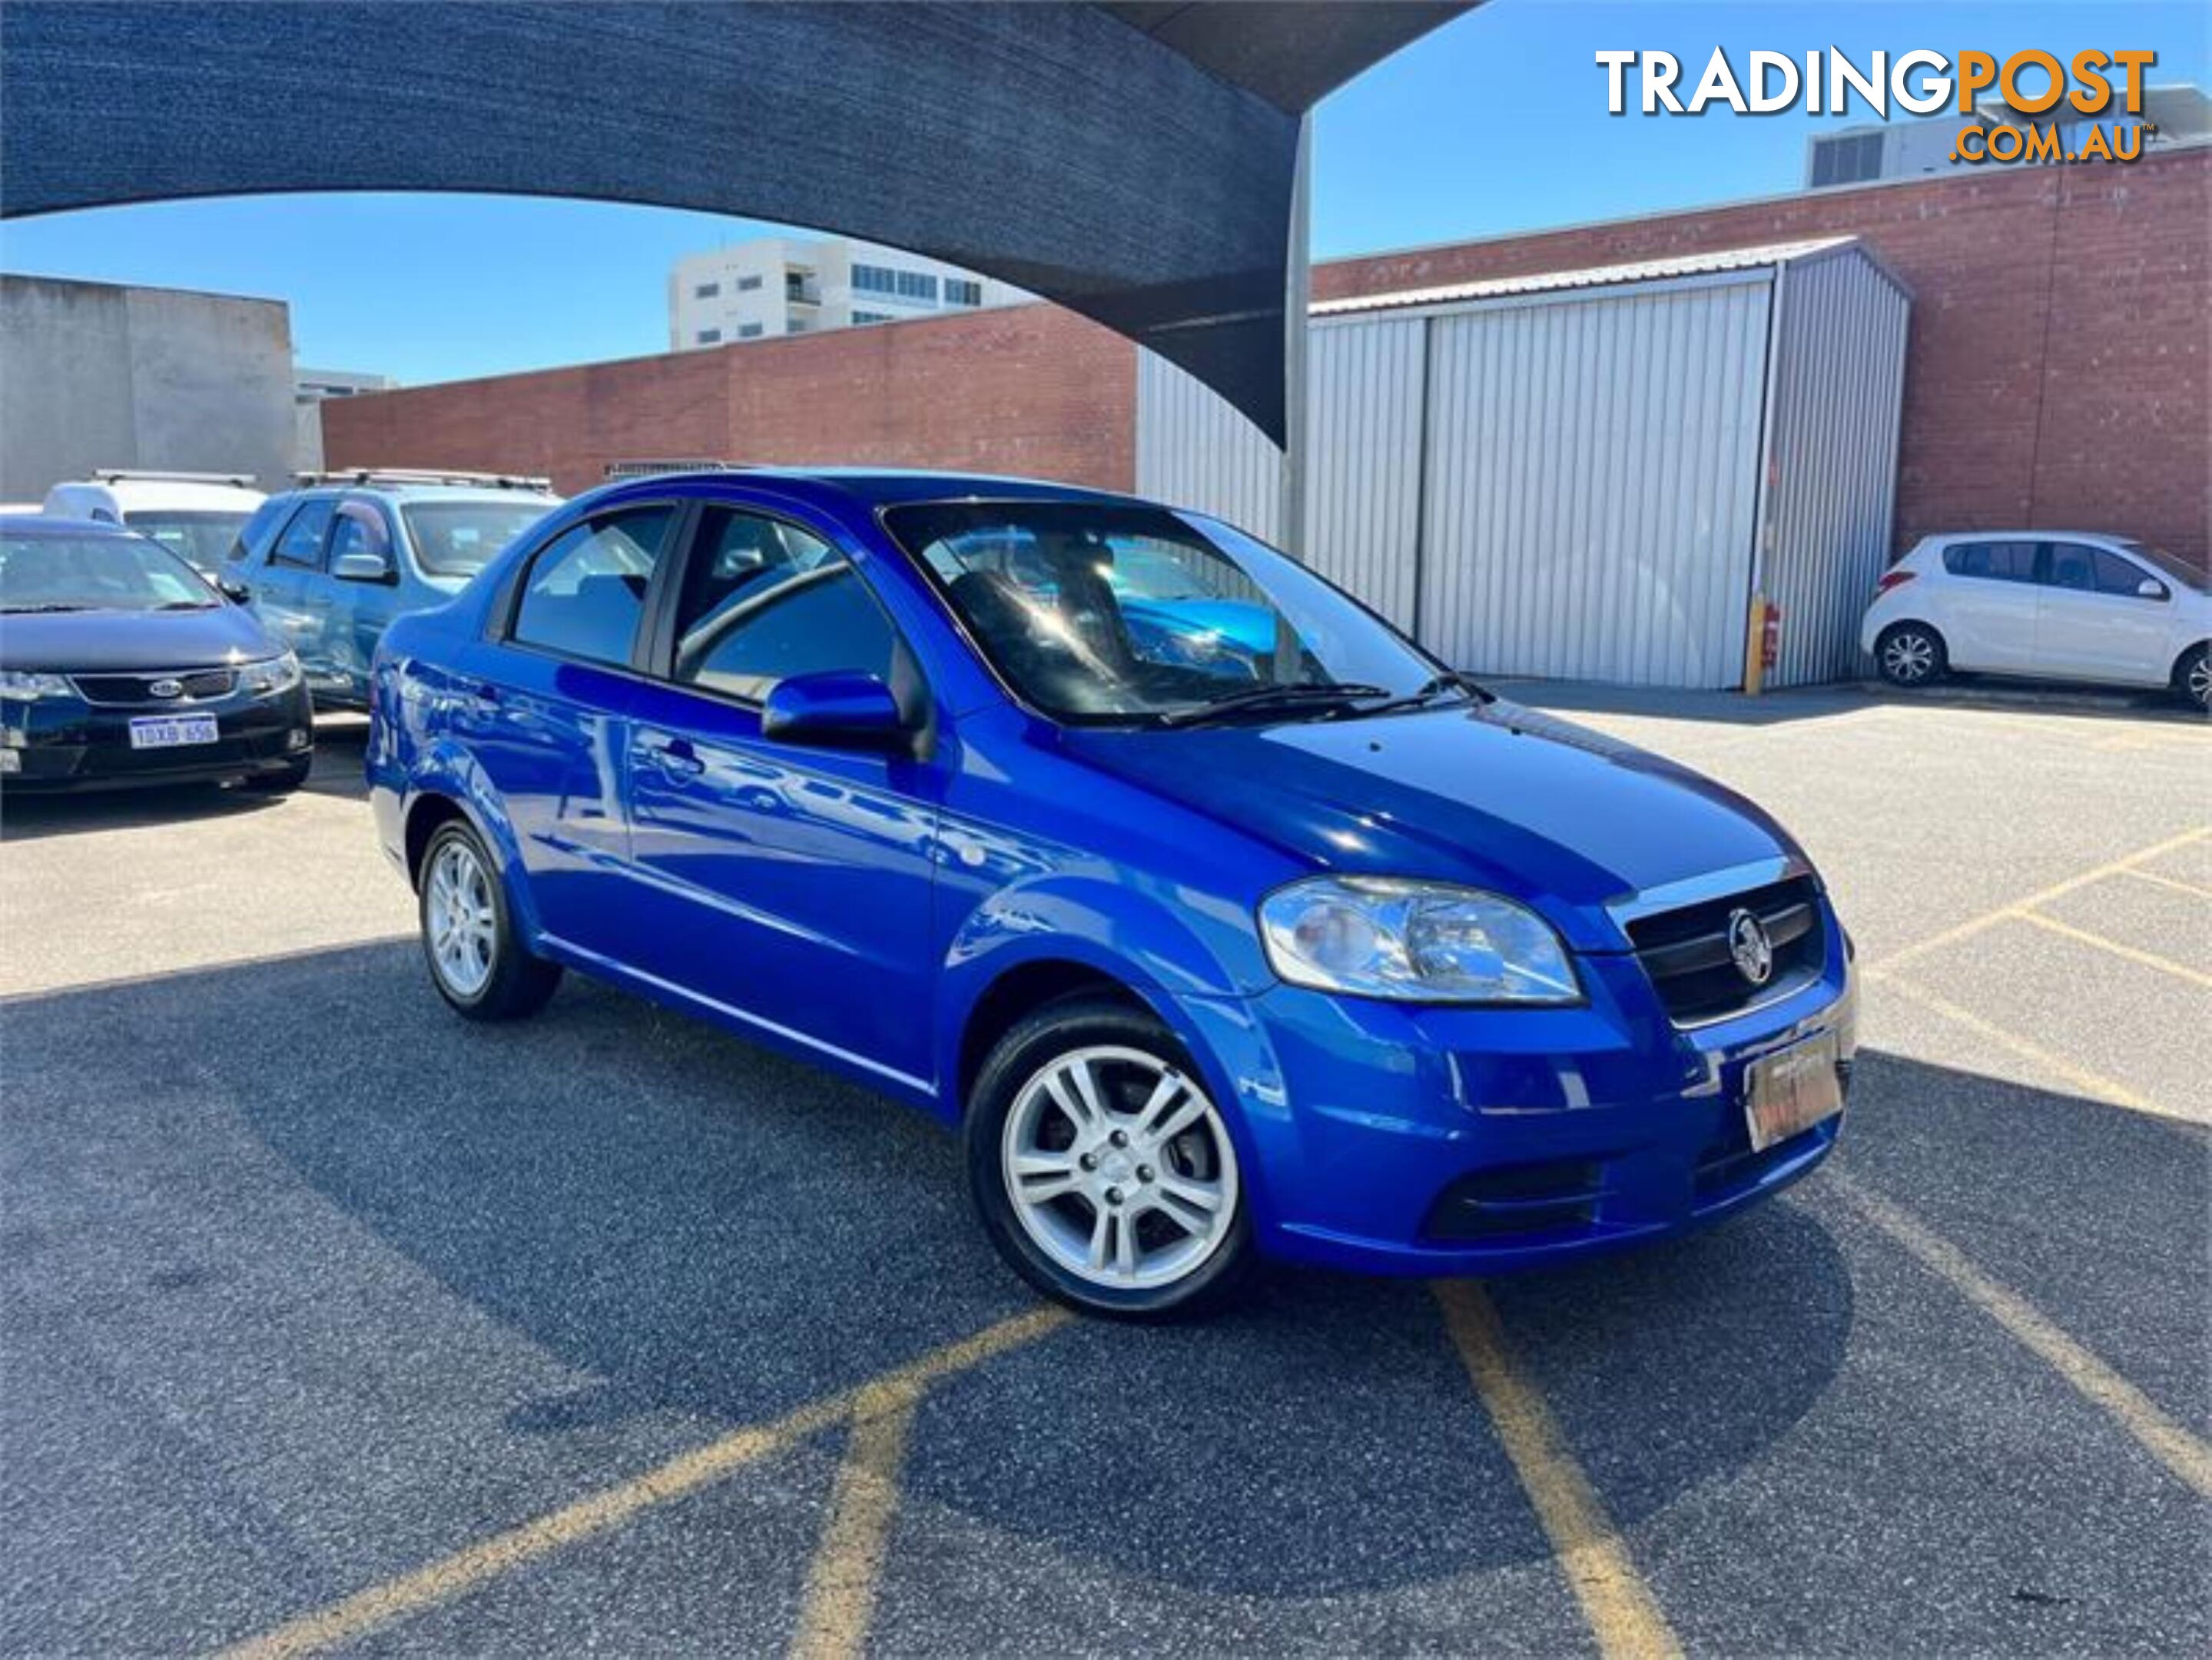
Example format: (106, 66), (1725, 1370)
(1874, 569), (1917, 596)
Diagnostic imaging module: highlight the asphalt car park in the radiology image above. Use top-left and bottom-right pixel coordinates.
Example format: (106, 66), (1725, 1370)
(2, 688), (2205, 1657)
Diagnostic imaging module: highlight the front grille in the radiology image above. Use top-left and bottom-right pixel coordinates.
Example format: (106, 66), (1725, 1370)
(1627, 875), (1824, 1025)
(69, 668), (236, 705)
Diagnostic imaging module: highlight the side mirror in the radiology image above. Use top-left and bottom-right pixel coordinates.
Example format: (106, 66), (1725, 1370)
(333, 550), (395, 584)
(761, 670), (914, 754)
(2137, 577), (2168, 601)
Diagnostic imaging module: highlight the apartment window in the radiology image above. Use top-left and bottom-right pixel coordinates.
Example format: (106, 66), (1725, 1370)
(737, 274), (763, 292)
(693, 281), (720, 299)
(696, 328), (722, 344)
(1809, 131), (1885, 187)
(896, 270), (937, 303)
(852, 262), (897, 297)
(738, 323), (764, 339)
(945, 278), (983, 307)
(852, 310), (894, 325)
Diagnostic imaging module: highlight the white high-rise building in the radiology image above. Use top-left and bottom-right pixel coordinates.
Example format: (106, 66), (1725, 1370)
(668, 236), (1024, 350)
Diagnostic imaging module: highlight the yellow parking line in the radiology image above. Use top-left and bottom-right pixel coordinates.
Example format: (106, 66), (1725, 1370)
(2012, 910), (2212, 988)
(221, 1306), (1069, 1660)
(791, 1385), (921, 1660)
(1434, 1283), (1683, 1660)
(1871, 825), (2209, 975)
(1831, 1177), (2212, 1496)
(2118, 866), (2212, 902)
(1862, 968), (2176, 1120)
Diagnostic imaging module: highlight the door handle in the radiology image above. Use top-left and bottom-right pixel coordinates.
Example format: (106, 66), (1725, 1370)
(642, 736), (705, 776)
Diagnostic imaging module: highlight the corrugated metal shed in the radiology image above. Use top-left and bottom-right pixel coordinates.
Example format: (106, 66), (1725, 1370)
(1137, 237), (1911, 689)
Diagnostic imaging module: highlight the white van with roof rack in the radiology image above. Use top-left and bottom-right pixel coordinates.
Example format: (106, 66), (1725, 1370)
(42, 470), (267, 578)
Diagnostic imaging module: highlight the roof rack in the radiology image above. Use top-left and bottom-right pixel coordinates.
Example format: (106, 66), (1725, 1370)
(91, 468), (259, 488)
(293, 467), (554, 491)
(602, 459), (739, 480)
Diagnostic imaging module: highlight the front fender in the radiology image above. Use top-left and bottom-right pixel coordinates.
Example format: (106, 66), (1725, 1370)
(933, 873), (1252, 1097)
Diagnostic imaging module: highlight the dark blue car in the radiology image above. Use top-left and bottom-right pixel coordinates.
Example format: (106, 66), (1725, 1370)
(367, 470), (1854, 1318)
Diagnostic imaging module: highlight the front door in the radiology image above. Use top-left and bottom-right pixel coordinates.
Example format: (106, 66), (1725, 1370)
(623, 503), (938, 1088)
(2035, 541), (2175, 686)
(455, 501), (680, 950)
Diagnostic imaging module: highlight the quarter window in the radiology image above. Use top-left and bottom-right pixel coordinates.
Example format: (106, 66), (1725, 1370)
(667, 508), (897, 703)
(270, 500), (336, 570)
(510, 506), (675, 667)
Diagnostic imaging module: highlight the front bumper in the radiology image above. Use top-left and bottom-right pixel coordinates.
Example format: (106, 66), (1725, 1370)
(1175, 915), (1855, 1277)
(0, 686), (314, 792)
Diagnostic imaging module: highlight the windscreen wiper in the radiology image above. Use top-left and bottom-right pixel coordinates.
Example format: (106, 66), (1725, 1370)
(0, 603), (88, 614)
(1159, 680), (1391, 727)
(1350, 670), (1497, 718)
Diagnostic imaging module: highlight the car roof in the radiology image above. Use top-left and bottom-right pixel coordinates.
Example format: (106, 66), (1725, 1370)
(587, 466), (1152, 516)
(48, 477), (264, 509)
(1923, 530), (2134, 543)
(277, 483), (560, 504)
(0, 513), (143, 538)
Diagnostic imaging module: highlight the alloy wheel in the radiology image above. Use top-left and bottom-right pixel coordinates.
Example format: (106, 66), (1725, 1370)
(1000, 1044), (1239, 1292)
(2188, 652), (2210, 711)
(426, 838), (498, 998)
(1883, 631), (1936, 684)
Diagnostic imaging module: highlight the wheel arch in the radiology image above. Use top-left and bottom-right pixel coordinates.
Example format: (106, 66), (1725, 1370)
(2169, 638), (2209, 685)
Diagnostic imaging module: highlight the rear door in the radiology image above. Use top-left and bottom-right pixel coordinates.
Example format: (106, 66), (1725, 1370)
(1934, 539), (2041, 671)
(254, 496), (339, 686)
(453, 500), (682, 951)
(2035, 541), (2176, 686)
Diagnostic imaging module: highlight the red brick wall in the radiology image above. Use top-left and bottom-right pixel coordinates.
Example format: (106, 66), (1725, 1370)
(323, 300), (1137, 496)
(326, 149), (2207, 565)
(1317, 148), (2210, 566)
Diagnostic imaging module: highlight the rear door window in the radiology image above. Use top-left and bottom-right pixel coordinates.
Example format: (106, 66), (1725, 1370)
(1942, 540), (2038, 583)
(509, 506), (676, 667)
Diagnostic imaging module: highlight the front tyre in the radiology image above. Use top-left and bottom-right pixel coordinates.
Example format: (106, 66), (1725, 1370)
(1876, 622), (1946, 688)
(417, 819), (562, 1021)
(966, 998), (1253, 1320)
(2176, 643), (2210, 713)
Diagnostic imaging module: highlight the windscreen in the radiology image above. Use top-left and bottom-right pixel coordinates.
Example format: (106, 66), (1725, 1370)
(403, 500), (558, 578)
(884, 501), (1443, 725)
(1, 532), (218, 613)
(124, 510), (254, 575)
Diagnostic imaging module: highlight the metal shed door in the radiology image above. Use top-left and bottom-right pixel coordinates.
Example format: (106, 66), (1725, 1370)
(1418, 281), (1771, 689)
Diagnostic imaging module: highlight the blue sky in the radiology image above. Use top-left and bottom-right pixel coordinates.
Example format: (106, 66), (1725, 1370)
(2, 1), (2201, 385)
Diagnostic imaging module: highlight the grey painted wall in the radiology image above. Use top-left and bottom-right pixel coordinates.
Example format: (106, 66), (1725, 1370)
(1, 274), (296, 501)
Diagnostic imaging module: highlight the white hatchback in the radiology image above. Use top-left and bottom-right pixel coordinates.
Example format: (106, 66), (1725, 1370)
(1861, 533), (2210, 712)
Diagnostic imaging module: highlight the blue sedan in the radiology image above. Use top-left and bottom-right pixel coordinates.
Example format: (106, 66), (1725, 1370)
(366, 470), (1855, 1318)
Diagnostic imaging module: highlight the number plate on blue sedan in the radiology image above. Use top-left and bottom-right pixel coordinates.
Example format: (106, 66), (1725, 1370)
(1744, 1031), (1843, 1152)
(127, 713), (219, 750)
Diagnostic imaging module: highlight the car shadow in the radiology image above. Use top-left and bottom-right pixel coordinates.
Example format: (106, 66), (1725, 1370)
(9, 942), (2197, 1601)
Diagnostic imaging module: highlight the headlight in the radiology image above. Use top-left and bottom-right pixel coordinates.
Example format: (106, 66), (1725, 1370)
(0, 669), (73, 701)
(1259, 876), (1580, 1004)
(237, 652), (302, 696)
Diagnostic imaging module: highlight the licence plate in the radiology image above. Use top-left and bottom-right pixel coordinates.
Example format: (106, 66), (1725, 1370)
(1743, 1031), (1843, 1152)
(128, 713), (220, 750)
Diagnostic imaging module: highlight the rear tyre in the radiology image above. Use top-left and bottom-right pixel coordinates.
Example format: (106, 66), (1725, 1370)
(2176, 644), (2210, 713)
(1876, 622), (1946, 688)
(965, 998), (1254, 1320)
(242, 754), (313, 794)
(417, 819), (562, 1021)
